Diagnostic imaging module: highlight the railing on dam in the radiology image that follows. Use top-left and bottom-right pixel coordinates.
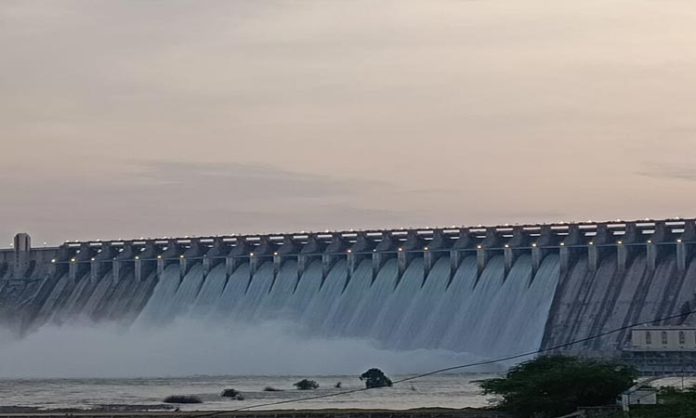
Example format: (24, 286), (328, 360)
(1, 218), (695, 282)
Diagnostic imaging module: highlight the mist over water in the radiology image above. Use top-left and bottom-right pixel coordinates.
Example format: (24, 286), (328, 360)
(0, 319), (488, 379)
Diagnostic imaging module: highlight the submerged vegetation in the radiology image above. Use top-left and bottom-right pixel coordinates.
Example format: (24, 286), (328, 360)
(479, 355), (636, 418)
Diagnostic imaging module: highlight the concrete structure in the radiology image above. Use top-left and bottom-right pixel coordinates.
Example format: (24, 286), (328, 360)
(2, 218), (694, 285)
(629, 326), (696, 351)
(620, 387), (657, 410)
(622, 327), (696, 376)
(1, 217), (696, 366)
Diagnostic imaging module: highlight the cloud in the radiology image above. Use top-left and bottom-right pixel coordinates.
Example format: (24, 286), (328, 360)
(133, 160), (384, 199)
(4, 1), (696, 244)
(0, 160), (421, 243)
(636, 163), (696, 182)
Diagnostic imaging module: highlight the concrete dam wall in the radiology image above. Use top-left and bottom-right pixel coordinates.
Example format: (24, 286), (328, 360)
(1, 219), (695, 360)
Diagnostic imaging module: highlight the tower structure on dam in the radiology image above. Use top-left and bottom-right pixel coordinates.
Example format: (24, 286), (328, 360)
(1, 218), (695, 375)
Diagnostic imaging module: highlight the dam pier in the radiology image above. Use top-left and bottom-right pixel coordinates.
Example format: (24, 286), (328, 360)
(2, 218), (696, 375)
(4, 219), (694, 284)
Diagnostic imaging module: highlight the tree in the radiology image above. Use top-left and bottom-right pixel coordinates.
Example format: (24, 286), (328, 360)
(479, 355), (636, 418)
(360, 368), (393, 389)
(294, 379), (319, 390)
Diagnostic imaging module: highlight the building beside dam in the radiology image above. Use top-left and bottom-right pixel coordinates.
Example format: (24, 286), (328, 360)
(623, 326), (696, 376)
(1, 218), (696, 375)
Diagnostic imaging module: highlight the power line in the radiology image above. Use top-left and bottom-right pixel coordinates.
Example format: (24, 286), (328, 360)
(190, 308), (696, 416)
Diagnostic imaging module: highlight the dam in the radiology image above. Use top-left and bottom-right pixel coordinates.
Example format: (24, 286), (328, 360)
(1, 219), (696, 372)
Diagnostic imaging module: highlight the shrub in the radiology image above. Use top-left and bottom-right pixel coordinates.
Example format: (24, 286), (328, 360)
(263, 386), (283, 392)
(221, 388), (240, 398)
(479, 355), (636, 418)
(360, 368), (393, 389)
(294, 379), (320, 390)
(163, 395), (203, 404)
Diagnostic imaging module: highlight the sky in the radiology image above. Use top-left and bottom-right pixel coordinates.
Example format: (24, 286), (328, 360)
(1, 0), (696, 246)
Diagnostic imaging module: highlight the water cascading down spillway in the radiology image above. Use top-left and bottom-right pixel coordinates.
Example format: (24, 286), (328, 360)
(1, 219), (695, 363)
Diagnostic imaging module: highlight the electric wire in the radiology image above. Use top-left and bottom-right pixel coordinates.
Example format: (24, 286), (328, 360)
(190, 308), (696, 416)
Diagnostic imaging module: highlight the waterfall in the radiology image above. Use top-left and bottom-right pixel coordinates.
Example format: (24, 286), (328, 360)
(115, 254), (560, 359)
(191, 264), (227, 318)
(136, 265), (181, 326)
